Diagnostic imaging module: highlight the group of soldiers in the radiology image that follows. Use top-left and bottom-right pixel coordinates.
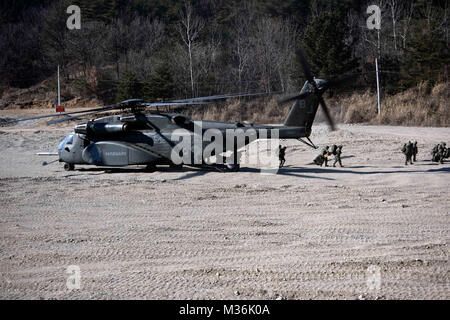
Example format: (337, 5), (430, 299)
(278, 140), (448, 169)
(431, 142), (449, 164)
(278, 144), (343, 168)
(401, 141), (449, 165)
(401, 141), (418, 165)
(313, 145), (343, 167)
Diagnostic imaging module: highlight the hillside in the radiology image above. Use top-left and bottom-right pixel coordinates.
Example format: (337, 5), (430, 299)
(1, 80), (448, 127)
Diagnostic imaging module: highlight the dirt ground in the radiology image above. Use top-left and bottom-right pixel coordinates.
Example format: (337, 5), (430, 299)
(0, 111), (448, 300)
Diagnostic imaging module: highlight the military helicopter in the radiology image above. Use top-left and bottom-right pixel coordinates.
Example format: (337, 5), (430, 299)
(2, 49), (338, 172)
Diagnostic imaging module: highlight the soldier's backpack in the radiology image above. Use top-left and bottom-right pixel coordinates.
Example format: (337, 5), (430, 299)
(432, 153), (440, 162)
(313, 155), (324, 166)
(331, 145), (337, 155)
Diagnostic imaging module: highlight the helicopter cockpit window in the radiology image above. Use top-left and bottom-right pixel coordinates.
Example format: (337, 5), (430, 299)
(58, 133), (74, 150)
(65, 135), (74, 144)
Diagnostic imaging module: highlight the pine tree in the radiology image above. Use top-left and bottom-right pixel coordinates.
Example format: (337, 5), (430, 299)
(116, 71), (142, 102)
(143, 64), (175, 101)
(399, 20), (450, 90)
(301, 4), (357, 79)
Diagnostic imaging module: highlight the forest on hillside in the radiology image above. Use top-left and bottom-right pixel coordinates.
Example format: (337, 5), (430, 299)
(0, 0), (448, 104)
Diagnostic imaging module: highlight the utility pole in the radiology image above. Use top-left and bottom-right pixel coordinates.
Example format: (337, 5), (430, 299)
(57, 65), (61, 107)
(375, 58), (381, 115)
(56, 65), (65, 113)
(367, 4), (382, 114)
(376, 18), (382, 115)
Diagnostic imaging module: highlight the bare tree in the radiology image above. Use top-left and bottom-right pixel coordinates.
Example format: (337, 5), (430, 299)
(251, 17), (298, 92)
(388, 0), (401, 51)
(106, 16), (165, 80)
(231, 2), (254, 93)
(197, 32), (222, 95)
(176, 1), (204, 97)
(398, 1), (415, 49)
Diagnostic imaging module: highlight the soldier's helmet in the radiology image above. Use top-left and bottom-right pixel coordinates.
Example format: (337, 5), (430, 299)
(338, 145), (343, 149)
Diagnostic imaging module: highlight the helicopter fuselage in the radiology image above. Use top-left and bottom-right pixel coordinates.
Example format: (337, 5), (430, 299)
(58, 112), (309, 169)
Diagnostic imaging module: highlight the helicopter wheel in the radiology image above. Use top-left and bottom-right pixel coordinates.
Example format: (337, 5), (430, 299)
(226, 164), (240, 172)
(145, 164), (156, 172)
(64, 163), (75, 171)
(170, 163), (183, 170)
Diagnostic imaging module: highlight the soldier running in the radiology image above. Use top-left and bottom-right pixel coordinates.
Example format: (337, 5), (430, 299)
(278, 145), (287, 168)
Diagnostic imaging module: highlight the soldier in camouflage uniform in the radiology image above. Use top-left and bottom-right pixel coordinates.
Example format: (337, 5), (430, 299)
(333, 145), (343, 167)
(313, 154), (324, 166)
(313, 146), (329, 167)
(438, 142), (447, 164)
(412, 141), (418, 162)
(278, 145), (287, 168)
(431, 144), (439, 162)
(401, 141), (413, 165)
(321, 146), (330, 167)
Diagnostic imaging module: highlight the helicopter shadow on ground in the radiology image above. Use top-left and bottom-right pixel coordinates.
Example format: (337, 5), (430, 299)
(62, 165), (212, 180)
(239, 167), (335, 180)
(286, 164), (449, 175)
(61, 161), (448, 179)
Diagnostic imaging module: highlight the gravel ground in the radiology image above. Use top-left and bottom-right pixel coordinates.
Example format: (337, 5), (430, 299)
(0, 116), (449, 300)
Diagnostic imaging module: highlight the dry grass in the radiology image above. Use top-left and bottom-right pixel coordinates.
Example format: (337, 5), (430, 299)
(2, 80), (448, 127)
(184, 82), (449, 127)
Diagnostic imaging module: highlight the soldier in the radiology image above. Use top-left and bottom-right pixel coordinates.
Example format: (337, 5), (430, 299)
(330, 144), (337, 156)
(402, 141), (413, 165)
(431, 144), (439, 162)
(278, 145), (287, 168)
(438, 142), (446, 164)
(321, 146), (330, 167)
(412, 141), (418, 162)
(333, 145), (343, 167)
(313, 153), (324, 166)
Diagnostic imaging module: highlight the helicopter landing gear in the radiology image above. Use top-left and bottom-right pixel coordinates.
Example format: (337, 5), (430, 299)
(226, 146), (241, 172)
(169, 163), (183, 170)
(145, 164), (156, 172)
(64, 163), (75, 171)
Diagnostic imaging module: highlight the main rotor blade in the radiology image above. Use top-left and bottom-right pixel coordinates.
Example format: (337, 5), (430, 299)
(318, 96), (335, 131)
(46, 107), (117, 125)
(0, 105), (120, 125)
(277, 92), (309, 105)
(47, 102), (210, 124)
(297, 48), (315, 85)
(168, 91), (279, 103)
(142, 101), (212, 107)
